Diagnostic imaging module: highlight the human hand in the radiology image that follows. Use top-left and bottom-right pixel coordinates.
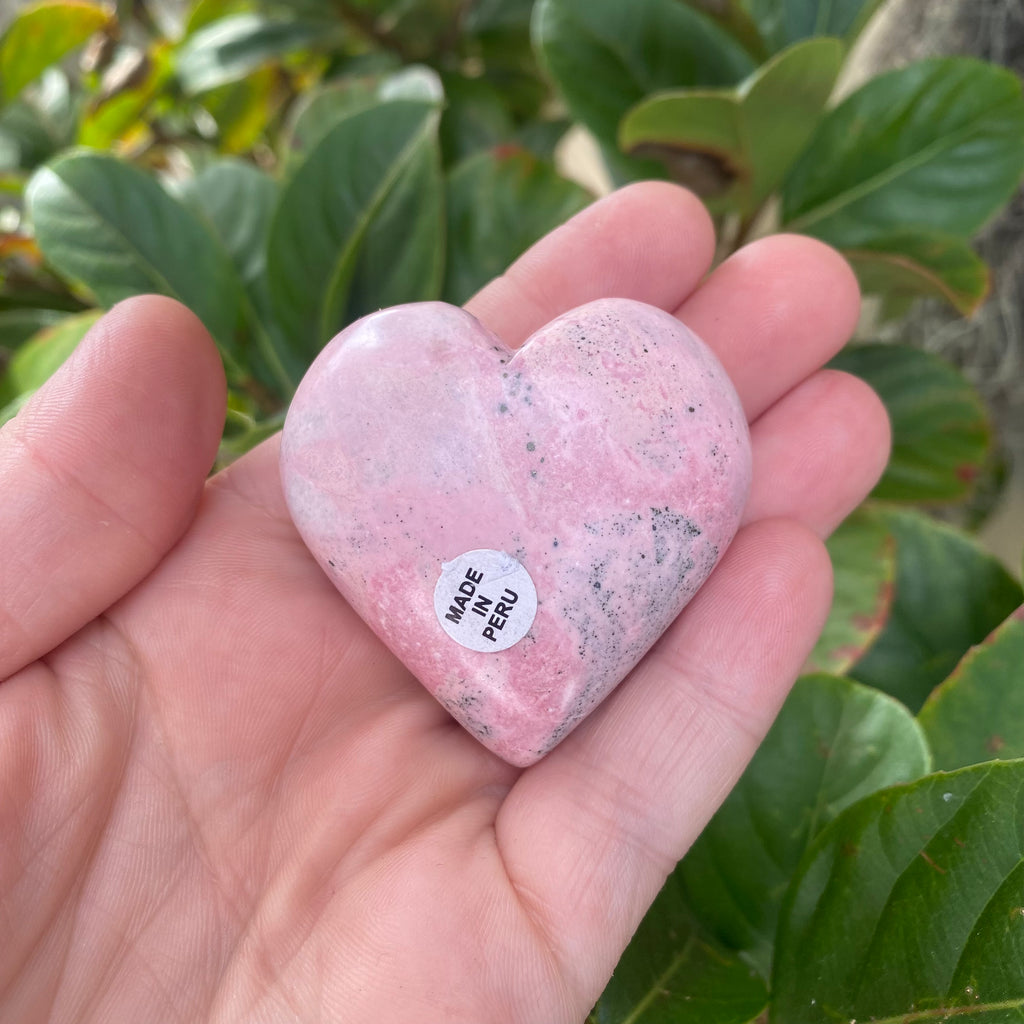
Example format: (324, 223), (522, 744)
(0, 183), (889, 1023)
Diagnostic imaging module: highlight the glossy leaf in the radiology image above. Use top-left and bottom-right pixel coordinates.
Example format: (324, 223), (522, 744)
(772, 760), (1024, 1024)
(783, 58), (1024, 247)
(0, 69), (76, 172)
(282, 65), (442, 167)
(681, 674), (929, 977)
(439, 73), (515, 166)
(0, 309), (100, 406)
(677, 2), (768, 61)
(831, 344), (992, 504)
(78, 44), (174, 150)
(181, 158), (295, 392)
(593, 870), (767, 1024)
(464, 0), (534, 35)
(185, 0), (254, 35)
(182, 159), (277, 291)
(0, 389), (31, 427)
(218, 395), (284, 468)
(620, 38), (842, 215)
(0, 0), (109, 102)
(443, 147), (591, 305)
(844, 231), (991, 317)
(176, 13), (335, 94)
(0, 308), (67, 353)
(739, 0), (885, 54)
(920, 608), (1024, 771)
(806, 508), (894, 675)
(26, 151), (245, 361)
(848, 507), (1023, 712)
(531, 0), (754, 158)
(267, 99), (444, 362)
(514, 117), (571, 160)
(197, 64), (280, 153)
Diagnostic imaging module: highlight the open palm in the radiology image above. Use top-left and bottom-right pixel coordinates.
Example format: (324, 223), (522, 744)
(0, 184), (888, 1023)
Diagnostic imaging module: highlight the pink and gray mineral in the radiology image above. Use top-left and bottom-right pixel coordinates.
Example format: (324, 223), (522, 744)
(280, 298), (752, 766)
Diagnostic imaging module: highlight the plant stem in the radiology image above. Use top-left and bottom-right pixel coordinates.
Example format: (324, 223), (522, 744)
(734, 210), (759, 252)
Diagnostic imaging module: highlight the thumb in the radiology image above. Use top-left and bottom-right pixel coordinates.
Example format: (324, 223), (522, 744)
(0, 295), (226, 679)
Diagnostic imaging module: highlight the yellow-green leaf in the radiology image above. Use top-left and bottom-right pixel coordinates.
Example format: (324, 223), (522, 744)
(0, 0), (109, 103)
(844, 231), (990, 317)
(920, 607), (1024, 770)
(0, 308), (100, 407)
(807, 508), (894, 674)
(620, 38), (843, 214)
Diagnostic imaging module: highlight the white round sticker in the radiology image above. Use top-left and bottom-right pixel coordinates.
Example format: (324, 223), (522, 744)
(433, 549), (538, 653)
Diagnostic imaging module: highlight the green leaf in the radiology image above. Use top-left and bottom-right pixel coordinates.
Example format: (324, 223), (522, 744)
(772, 760), (1024, 1024)
(740, 0), (885, 54)
(180, 158), (295, 393)
(218, 392), (284, 467)
(0, 309), (100, 406)
(593, 870), (767, 1024)
(175, 12), (336, 94)
(196, 64), (280, 153)
(783, 58), (1024, 247)
(531, 0), (754, 164)
(0, 69), (76, 173)
(185, 0), (254, 35)
(0, 308), (67, 354)
(830, 344), (992, 504)
(282, 65), (442, 168)
(806, 508), (895, 675)
(0, 0), (109, 103)
(620, 37), (843, 215)
(442, 147), (591, 305)
(920, 608), (1024, 771)
(0, 389), (32, 426)
(26, 151), (246, 363)
(514, 117), (571, 161)
(267, 98), (444, 363)
(844, 231), (991, 317)
(182, 158), (277, 291)
(78, 43), (174, 150)
(681, 673), (930, 977)
(848, 507), (1023, 713)
(439, 72), (515, 166)
(464, 0), (534, 35)
(678, 2), (769, 62)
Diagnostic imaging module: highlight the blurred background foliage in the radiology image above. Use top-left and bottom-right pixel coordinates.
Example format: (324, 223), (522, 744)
(1, 2), (1024, 1021)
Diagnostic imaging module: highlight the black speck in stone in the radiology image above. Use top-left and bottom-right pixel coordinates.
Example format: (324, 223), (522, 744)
(526, 441), (536, 452)
(687, 406), (695, 413)
(328, 560), (335, 567)
(499, 403), (508, 413)
(552, 538), (559, 548)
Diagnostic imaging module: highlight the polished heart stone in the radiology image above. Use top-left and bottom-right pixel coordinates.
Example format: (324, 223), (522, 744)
(280, 298), (752, 766)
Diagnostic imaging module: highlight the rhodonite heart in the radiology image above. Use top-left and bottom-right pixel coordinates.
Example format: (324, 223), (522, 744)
(280, 298), (751, 766)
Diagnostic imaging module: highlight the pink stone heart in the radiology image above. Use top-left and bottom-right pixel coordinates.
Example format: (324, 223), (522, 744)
(280, 298), (751, 766)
